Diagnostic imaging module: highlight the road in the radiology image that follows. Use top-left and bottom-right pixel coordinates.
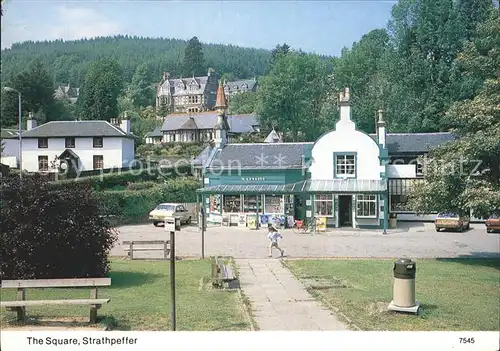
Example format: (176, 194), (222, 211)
(111, 222), (500, 259)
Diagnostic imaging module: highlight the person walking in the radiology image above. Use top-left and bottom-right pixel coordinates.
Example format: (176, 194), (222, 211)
(267, 226), (284, 258)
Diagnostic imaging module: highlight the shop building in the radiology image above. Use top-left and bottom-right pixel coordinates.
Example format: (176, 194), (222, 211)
(194, 86), (455, 230)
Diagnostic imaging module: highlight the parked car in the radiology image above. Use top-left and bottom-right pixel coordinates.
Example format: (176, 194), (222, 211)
(485, 213), (500, 233)
(149, 203), (192, 227)
(435, 212), (470, 232)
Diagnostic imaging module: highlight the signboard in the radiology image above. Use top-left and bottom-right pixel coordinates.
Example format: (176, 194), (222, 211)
(247, 214), (258, 229)
(164, 217), (181, 232)
(238, 213), (247, 227)
(316, 217), (327, 232)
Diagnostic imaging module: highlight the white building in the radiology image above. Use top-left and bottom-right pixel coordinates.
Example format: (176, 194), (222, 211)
(20, 116), (135, 174)
(1, 128), (22, 168)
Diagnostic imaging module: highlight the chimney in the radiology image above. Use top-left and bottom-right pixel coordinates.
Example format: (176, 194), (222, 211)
(338, 87), (351, 121)
(377, 109), (387, 149)
(208, 68), (215, 77)
(163, 72), (170, 81)
(120, 112), (131, 134)
(26, 112), (37, 131)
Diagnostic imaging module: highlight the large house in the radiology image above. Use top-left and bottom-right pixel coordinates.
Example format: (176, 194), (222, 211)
(223, 78), (258, 99)
(147, 81), (259, 144)
(20, 116), (135, 174)
(193, 87), (457, 229)
(54, 84), (80, 104)
(156, 69), (219, 114)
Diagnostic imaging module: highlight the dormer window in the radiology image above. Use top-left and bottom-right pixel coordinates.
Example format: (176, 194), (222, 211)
(334, 153), (356, 178)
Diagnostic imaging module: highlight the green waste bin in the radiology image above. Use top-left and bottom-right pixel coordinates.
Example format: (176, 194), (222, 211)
(393, 258), (416, 307)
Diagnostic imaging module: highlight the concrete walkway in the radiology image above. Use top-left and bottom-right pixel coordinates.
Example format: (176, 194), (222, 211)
(236, 258), (349, 331)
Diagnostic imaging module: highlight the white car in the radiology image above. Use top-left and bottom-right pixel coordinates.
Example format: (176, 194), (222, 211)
(149, 203), (192, 227)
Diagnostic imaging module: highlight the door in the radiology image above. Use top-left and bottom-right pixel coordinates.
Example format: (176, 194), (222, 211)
(294, 195), (306, 220)
(338, 195), (352, 227)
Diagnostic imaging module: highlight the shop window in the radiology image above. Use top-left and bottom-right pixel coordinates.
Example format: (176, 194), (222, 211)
(223, 195), (241, 213)
(315, 194), (333, 216)
(243, 195), (262, 213)
(388, 178), (425, 211)
(209, 194), (221, 213)
(264, 195), (282, 214)
(335, 154), (356, 177)
(357, 194), (377, 218)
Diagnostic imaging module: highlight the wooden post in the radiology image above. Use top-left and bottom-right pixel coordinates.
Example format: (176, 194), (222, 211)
(129, 241), (134, 260)
(164, 240), (169, 259)
(89, 287), (98, 323)
(201, 201), (206, 259)
(17, 288), (26, 322)
(170, 230), (176, 331)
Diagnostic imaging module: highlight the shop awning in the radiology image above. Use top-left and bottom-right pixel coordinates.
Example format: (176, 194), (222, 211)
(196, 179), (387, 194)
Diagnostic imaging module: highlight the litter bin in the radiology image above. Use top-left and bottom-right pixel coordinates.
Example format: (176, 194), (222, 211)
(392, 258), (416, 307)
(389, 213), (397, 229)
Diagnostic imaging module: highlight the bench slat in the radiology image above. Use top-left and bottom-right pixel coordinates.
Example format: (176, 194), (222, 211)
(1, 278), (111, 289)
(122, 240), (169, 245)
(1, 299), (110, 307)
(123, 248), (165, 251)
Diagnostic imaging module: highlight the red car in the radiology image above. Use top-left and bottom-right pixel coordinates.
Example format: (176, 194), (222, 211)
(485, 213), (500, 233)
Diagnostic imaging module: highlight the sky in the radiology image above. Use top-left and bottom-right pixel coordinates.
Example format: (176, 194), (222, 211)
(1, 0), (397, 56)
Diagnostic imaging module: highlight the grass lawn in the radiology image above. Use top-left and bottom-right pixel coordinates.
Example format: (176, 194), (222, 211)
(285, 258), (500, 331)
(1, 259), (250, 331)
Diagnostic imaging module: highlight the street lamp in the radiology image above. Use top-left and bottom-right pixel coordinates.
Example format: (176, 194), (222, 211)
(3, 87), (22, 181)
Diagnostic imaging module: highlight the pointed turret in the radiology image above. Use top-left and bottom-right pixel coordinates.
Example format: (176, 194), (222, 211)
(215, 80), (227, 110)
(214, 80), (229, 147)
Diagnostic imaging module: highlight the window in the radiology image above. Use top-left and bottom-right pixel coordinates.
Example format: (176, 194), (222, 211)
(93, 155), (104, 169)
(65, 137), (75, 148)
(38, 138), (48, 148)
(223, 195), (241, 213)
(314, 194), (334, 216)
(388, 178), (425, 212)
(357, 194), (377, 218)
(243, 195), (262, 213)
(93, 137), (103, 148)
(188, 95), (199, 104)
(264, 195), (283, 214)
(335, 154), (356, 177)
(176, 205), (186, 212)
(38, 156), (48, 171)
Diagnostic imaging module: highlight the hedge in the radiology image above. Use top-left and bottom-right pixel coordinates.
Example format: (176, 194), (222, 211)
(97, 177), (200, 222)
(49, 164), (193, 191)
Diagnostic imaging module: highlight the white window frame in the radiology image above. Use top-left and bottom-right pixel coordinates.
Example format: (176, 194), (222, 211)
(314, 194), (334, 217)
(335, 154), (356, 178)
(356, 194), (377, 218)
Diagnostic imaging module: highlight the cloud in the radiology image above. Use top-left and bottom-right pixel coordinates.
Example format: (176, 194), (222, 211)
(47, 6), (122, 41)
(1, 5), (122, 49)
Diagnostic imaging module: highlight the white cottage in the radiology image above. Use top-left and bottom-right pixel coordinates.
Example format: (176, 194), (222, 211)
(20, 116), (135, 174)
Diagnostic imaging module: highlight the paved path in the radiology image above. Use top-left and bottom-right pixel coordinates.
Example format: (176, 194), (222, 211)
(112, 222), (500, 259)
(236, 258), (349, 331)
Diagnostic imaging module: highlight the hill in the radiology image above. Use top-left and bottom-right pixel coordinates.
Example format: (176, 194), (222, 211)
(0, 35), (272, 86)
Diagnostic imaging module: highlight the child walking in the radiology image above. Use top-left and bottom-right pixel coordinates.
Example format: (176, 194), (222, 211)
(267, 226), (284, 258)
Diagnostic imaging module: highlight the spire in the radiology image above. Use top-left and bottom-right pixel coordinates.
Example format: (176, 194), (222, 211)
(215, 80), (227, 109)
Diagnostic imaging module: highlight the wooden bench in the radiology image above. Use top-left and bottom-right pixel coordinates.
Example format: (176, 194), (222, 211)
(211, 256), (235, 288)
(123, 240), (170, 260)
(0, 278), (111, 324)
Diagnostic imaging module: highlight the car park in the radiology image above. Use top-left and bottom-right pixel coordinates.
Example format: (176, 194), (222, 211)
(149, 203), (192, 227)
(435, 212), (470, 232)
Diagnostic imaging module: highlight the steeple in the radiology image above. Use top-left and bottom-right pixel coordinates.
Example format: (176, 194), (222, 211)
(215, 80), (227, 110)
(214, 80), (229, 147)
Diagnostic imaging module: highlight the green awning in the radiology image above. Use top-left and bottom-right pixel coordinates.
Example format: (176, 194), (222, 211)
(196, 179), (387, 194)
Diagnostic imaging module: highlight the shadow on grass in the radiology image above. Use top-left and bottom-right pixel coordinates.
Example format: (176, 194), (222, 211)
(108, 271), (163, 288)
(210, 322), (250, 331)
(436, 255), (500, 270)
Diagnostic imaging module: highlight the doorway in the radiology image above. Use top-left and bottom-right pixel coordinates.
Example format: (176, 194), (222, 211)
(338, 195), (352, 227)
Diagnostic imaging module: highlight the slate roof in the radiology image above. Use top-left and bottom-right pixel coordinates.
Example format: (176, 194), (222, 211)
(145, 127), (163, 138)
(224, 79), (257, 94)
(20, 121), (131, 138)
(1, 128), (22, 139)
(264, 129), (282, 143)
(160, 112), (259, 133)
(179, 117), (199, 130)
(370, 132), (456, 154)
(192, 145), (214, 167)
(158, 76), (209, 96)
(207, 143), (314, 170)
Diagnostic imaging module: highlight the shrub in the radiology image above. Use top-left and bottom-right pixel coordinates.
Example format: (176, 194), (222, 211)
(0, 175), (118, 279)
(126, 181), (157, 191)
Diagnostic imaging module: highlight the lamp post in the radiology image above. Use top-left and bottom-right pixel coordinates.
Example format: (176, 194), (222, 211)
(3, 87), (22, 181)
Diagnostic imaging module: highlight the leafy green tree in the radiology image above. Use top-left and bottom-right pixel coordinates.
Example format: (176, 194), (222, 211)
(269, 43), (291, 67)
(117, 96), (136, 116)
(408, 9), (500, 217)
(228, 91), (258, 114)
(182, 36), (205, 77)
(79, 58), (123, 121)
(131, 106), (162, 146)
(129, 63), (156, 108)
(256, 52), (331, 141)
(156, 97), (169, 117)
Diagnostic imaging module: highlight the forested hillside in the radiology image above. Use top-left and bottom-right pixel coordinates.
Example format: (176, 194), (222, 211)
(1, 35), (272, 86)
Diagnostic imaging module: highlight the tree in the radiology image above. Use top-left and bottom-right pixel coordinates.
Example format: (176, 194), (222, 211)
(228, 91), (258, 114)
(269, 43), (291, 67)
(79, 58), (123, 121)
(156, 97), (169, 118)
(182, 36), (205, 77)
(1, 59), (56, 125)
(256, 52), (332, 141)
(131, 106), (162, 146)
(408, 9), (500, 217)
(129, 63), (156, 108)
(0, 175), (118, 279)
